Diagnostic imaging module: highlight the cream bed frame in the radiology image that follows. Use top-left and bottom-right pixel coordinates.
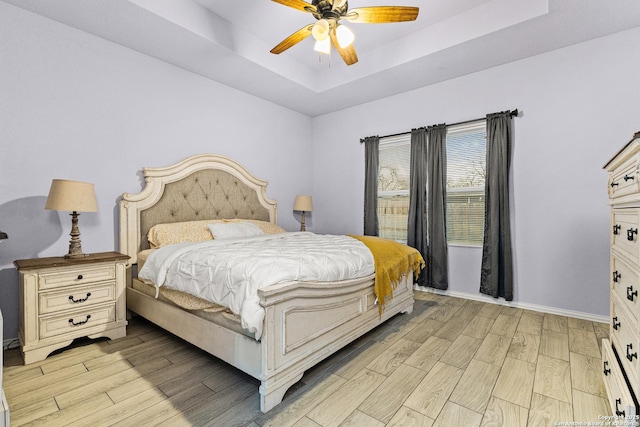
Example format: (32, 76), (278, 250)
(119, 154), (415, 412)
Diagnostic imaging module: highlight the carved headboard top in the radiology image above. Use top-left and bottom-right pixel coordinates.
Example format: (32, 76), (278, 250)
(119, 154), (277, 264)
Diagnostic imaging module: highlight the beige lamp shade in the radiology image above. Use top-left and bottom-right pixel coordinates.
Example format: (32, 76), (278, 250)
(293, 195), (313, 212)
(45, 179), (98, 212)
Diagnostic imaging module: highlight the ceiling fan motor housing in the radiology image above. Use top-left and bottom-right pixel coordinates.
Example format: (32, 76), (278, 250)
(312, 0), (348, 20)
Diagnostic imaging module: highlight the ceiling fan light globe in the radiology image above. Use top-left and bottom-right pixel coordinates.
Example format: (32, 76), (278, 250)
(336, 24), (355, 48)
(312, 19), (330, 41)
(314, 38), (331, 54)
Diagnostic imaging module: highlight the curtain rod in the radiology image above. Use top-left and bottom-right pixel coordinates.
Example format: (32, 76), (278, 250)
(360, 109), (519, 143)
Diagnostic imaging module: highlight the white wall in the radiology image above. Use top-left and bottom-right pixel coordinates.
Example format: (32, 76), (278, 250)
(0, 3), (312, 341)
(311, 27), (640, 318)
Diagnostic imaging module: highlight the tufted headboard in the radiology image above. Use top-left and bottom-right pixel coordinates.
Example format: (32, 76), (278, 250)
(119, 154), (277, 264)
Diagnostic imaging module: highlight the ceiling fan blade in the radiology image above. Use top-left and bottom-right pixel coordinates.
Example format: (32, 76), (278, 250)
(271, 0), (315, 13)
(330, 29), (358, 66)
(270, 24), (314, 54)
(344, 6), (419, 24)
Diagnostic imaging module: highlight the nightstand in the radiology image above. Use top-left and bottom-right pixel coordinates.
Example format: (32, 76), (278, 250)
(14, 251), (129, 364)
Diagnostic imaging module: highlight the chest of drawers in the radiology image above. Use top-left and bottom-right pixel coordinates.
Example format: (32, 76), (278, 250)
(14, 251), (129, 364)
(603, 132), (640, 418)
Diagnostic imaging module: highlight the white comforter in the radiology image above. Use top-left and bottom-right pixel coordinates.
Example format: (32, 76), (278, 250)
(138, 232), (375, 339)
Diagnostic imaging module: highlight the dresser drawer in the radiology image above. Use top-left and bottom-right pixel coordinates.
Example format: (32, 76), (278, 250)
(39, 304), (116, 339)
(609, 154), (640, 200)
(612, 209), (640, 265)
(38, 282), (116, 315)
(611, 293), (640, 394)
(38, 264), (117, 290)
(603, 339), (638, 418)
(613, 255), (640, 330)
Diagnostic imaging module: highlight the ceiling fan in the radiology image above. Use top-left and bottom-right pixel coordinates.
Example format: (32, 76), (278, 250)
(270, 0), (419, 66)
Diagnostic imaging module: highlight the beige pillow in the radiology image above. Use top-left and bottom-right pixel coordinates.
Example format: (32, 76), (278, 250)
(148, 219), (286, 247)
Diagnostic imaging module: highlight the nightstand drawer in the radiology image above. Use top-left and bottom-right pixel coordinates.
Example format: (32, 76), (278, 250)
(39, 282), (116, 315)
(39, 304), (116, 339)
(602, 339), (637, 418)
(38, 264), (117, 290)
(612, 209), (640, 266)
(608, 154), (640, 200)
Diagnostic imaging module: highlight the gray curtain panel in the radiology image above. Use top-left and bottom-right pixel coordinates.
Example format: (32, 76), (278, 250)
(426, 124), (449, 290)
(363, 136), (380, 236)
(408, 126), (449, 289)
(408, 128), (428, 281)
(480, 111), (514, 300)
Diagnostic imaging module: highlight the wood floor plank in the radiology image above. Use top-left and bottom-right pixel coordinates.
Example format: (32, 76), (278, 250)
(366, 338), (420, 376)
(570, 352), (608, 398)
(66, 387), (168, 427)
(439, 333), (482, 369)
(533, 355), (572, 404)
(527, 393), (573, 427)
(15, 393), (113, 427)
(54, 356), (172, 409)
(386, 406), (435, 427)
(404, 361), (464, 419)
(480, 396), (528, 427)
(461, 315), (496, 339)
(517, 312), (544, 335)
(404, 336), (452, 372)
(7, 359), (131, 412)
(432, 401), (483, 427)
(474, 333), (511, 366)
(339, 410), (385, 427)
(507, 331), (541, 363)
(449, 359), (501, 413)
(156, 380), (256, 427)
(568, 328), (601, 358)
(543, 314), (569, 333)
(572, 389), (610, 424)
(403, 318), (444, 344)
(358, 364), (428, 423)
(489, 314), (519, 337)
(492, 357), (536, 408)
(6, 397), (59, 427)
(539, 329), (570, 361)
(307, 369), (386, 427)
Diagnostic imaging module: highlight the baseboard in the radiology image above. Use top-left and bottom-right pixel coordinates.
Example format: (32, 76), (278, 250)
(415, 286), (609, 324)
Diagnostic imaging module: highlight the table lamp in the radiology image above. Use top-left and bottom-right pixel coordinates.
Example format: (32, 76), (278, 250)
(293, 195), (313, 232)
(45, 179), (98, 258)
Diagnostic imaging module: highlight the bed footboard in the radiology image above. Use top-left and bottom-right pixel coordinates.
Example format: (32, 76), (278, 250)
(257, 273), (414, 412)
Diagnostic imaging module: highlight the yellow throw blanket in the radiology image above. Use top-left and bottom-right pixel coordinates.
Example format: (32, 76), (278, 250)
(349, 235), (425, 315)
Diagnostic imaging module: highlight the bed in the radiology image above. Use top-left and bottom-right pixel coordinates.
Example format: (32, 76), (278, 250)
(119, 154), (419, 412)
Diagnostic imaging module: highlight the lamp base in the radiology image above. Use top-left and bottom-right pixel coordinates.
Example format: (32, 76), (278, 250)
(65, 211), (88, 258)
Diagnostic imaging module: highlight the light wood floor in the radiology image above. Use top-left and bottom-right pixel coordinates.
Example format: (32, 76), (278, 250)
(3, 291), (612, 427)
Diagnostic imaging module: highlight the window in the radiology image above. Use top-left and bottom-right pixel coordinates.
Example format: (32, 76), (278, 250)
(376, 121), (487, 246)
(377, 135), (411, 242)
(446, 121), (486, 246)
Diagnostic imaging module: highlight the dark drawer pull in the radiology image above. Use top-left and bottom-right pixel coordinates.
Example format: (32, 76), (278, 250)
(613, 316), (621, 330)
(611, 181), (619, 187)
(69, 292), (91, 303)
(616, 398), (625, 417)
(68, 315), (91, 326)
(614, 224), (621, 235)
(613, 270), (621, 283)
(628, 228), (638, 241)
(625, 174), (635, 182)
(628, 286), (638, 302)
(604, 360), (611, 375)
(627, 343), (637, 362)
(77, 274), (83, 280)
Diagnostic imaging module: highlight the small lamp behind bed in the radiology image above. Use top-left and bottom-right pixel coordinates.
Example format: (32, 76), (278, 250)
(293, 195), (313, 232)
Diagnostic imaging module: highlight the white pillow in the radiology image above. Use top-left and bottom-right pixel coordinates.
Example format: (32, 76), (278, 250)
(207, 222), (265, 240)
